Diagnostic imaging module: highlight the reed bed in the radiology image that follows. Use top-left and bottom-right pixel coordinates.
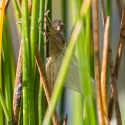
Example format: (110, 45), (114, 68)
(0, 0), (125, 125)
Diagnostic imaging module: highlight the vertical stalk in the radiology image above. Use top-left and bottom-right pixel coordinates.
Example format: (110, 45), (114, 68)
(93, 0), (105, 124)
(37, 1), (46, 125)
(101, 0), (122, 124)
(60, 1), (67, 125)
(13, 0), (22, 32)
(0, 1), (6, 124)
(0, 91), (13, 125)
(2, 19), (12, 118)
(106, 0), (111, 16)
(12, 42), (22, 125)
(5, 15), (16, 92)
(45, 0), (52, 58)
(30, 0), (39, 71)
(22, 0), (32, 124)
(29, 0), (40, 124)
(101, 17), (110, 123)
(77, 6), (96, 125)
